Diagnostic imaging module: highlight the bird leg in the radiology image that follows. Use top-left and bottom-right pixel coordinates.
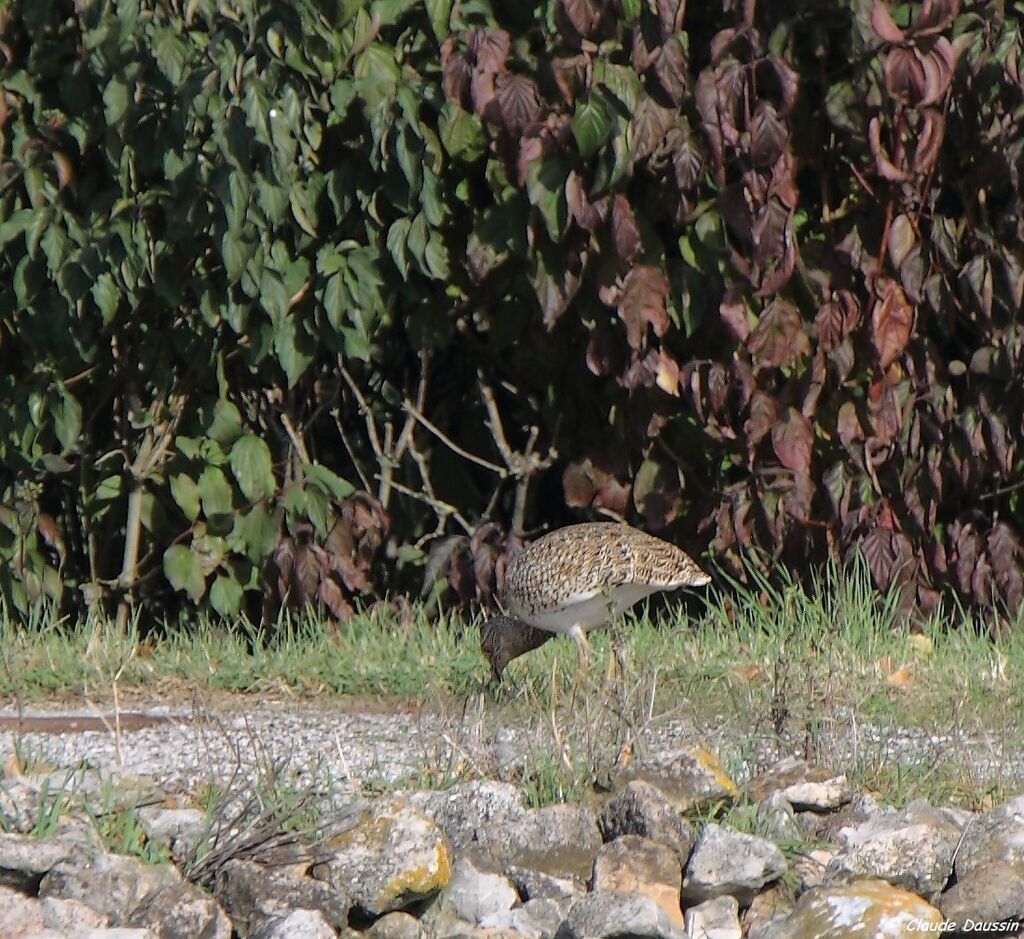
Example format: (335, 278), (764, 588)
(568, 624), (591, 677)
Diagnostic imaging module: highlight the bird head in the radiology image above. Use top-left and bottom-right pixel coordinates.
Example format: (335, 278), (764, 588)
(479, 613), (555, 681)
(480, 614), (518, 681)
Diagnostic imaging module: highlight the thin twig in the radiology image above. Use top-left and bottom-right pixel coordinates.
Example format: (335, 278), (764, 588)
(402, 400), (507, 476)
(280, 411), (311, 464)
(384, 478), (474, 534)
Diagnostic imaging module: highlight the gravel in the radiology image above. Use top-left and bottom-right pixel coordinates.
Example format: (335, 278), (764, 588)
(0, 696), (1021, 801)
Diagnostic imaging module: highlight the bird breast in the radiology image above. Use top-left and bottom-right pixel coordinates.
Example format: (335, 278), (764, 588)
(507, 583), (659, 634)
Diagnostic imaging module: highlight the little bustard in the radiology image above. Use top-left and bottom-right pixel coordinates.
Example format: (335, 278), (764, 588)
(481, 522), (711, 679)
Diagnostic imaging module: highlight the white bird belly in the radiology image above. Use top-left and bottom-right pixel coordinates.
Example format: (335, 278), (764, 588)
(512, 584), (658, 635)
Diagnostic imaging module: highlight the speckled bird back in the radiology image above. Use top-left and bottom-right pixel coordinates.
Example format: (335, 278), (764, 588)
(502, 522), (710, 618)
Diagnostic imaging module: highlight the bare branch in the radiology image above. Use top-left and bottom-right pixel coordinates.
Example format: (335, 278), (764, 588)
(384, 478), (474, 535)
(279, 410), (311, 464)
(402, 400), (507, 476)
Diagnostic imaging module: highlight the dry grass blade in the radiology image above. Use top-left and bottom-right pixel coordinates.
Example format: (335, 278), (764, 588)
(183, 711), (364, 888)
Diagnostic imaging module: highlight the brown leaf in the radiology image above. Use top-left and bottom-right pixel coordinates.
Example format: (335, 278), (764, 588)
(559, 0), (603, 38)
(744, 391), (778, 447)
(631, 95), (676, 162)
(564, 454), (630, 514)
(653, 35), (688, 105)
(671, 133), (704, 192)
(720, 291), (750, 342)
(441, 49), (472, 107)
(618, 265), (670, 349)
(655, 347), (681, 397)
(586, 329), (620, 376)
(611, 194), (641, 262)
(633, 457), (682, 529)
(871, 279), (915, 368)
(837, 401), (864, 453)
(914, 107), (945, 175)
(748, 104), (788, 168)
(492, 73), (542, 133)
(868, 116), (909, 182)
(772, 407), (813, 474)
(747, 300), (810, 368)
(316, 577), (353, 620)
(53, 153), (73, 191)
(468, 28), (510, 74)
(913, 0), (961, 37)
(815, 291), (860, 351)
(887, 213), (916, 269)
(870, 0), (906, 43)
(767, 57), (800, 116)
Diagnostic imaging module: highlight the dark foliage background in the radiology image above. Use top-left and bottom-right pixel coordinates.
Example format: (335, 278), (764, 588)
(1, 0), (1022, 626)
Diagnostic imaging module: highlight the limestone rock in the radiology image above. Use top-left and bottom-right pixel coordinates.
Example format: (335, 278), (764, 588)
(598, 781), (695, 864)
(38, 851), (181, 924)
(0, 883), (45, 936)
(938, 859), (1024, 923)
(611, 747), (738, 814)
(556, 890), (686, 939)
(40, 895), (110, 930)
(0, 779), (43, 834)
(791, 848), (834, 891)
(746, 758), (851, 812)
(479, 899), (566, 939)
(409, 782), (525, 852)
(311, 795), (451, 915)
(248, 908), (336, 939)
(591, 836), (682, 928)
(741, 884), (793, 939)
(365, 911), (421, 939)
(136, 808), (207, 866)
(684, 895), (741, 939)
(124, 880), (232, 939)
(954, 796), (1024, 880)
(0, 829), (101, 893)
(753, 792), (802, 846)
(506, 866), (583, 902)
(422, 850), (518, 936)
(825, 799), (965, 897)
(682, 824), (786, 905)
(478, 805), (601, 881)
(766, 878), (942, 938)
(413, 784), (600, 881)
(215, 858), (350, 935)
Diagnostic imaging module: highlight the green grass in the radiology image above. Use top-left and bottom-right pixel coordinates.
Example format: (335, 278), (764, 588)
(2, 559), (1024, 810)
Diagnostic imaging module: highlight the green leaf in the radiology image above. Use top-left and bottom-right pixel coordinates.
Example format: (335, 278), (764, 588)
(222, 231), (250, 282)
(198, 466), (234, 516)
(209, 399), (243, 445)
(572, 93), (613, 158)
(594, 61), (640, 111)
(235, 504), (279, 563)
(619, 0), (641, 20)
(525, 157), (570, 242)
(96, 475), (123, 501)
(0, 209), (36, 250)
(424, 231), (450, 279)
(170, 474), (202, 521)
(103, 77), (131, 124)
(163, 545), (205, 602)
(426, 0), (453, 40)
(53, 389), (82, 453)
(274, 314), (314, 387)
(92, 273), (120, 323)
(230, 434), (276, 502)
(387, 218), (411, 278)
(210, 575), (243, 616)
(303, 462), (355, 500)
(439, 102), (484, 161)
